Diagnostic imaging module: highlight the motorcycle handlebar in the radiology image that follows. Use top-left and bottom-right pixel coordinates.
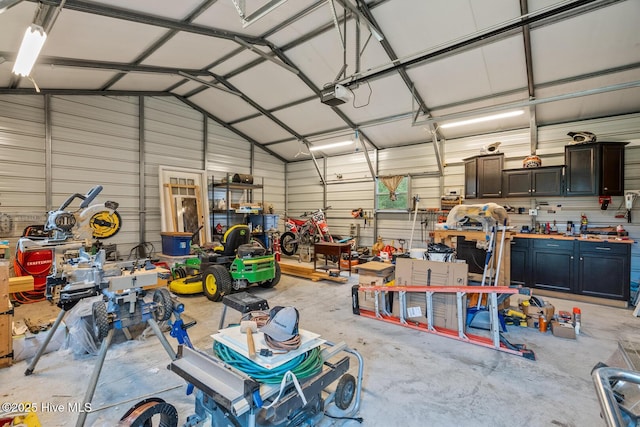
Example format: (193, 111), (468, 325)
(300, 206), (332, 217)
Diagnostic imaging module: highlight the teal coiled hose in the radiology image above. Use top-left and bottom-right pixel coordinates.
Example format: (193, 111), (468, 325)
(213, 341), (323, 384)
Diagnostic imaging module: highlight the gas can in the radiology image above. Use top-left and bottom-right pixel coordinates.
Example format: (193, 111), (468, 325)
(538, 315), (548, 333)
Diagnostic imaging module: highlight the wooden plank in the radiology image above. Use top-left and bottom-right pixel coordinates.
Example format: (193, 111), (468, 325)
(280, 263), (347, 283)
(9, 276), (35, 293)
(280, 263), (321, 281)
(0, 300), (12, 368)
(0, 262), (9, 311)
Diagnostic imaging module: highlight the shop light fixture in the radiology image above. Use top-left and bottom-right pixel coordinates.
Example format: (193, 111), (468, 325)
(439, 110), (524, 129)
(12, 24), (47, 77)
(309, 139), (354, 151)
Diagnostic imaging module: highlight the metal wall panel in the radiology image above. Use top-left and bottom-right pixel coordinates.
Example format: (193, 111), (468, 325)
(287, 116), (640, 293)
(253, 145), (285, 231)
(0, 95), (45, 243)
(145, 96), (204, 253)
(207, 118), (251, 176)
(286, 159), (325, 218)
(51, 95), (140, 258)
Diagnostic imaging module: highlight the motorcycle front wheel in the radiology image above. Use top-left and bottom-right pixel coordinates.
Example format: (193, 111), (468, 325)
(280, 231), (298, 256)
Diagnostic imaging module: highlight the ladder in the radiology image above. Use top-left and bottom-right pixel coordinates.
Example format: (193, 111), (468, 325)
(351, 284), (535, 360)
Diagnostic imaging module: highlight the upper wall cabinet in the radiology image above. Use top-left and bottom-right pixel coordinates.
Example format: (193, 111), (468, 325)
(565, 142), (628, 196)
(502, 166), (564, 198)
(464, 153), (503, 199)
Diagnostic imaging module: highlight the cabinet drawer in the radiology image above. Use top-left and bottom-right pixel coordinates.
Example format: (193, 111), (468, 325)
(532, 239), (574, 251)
(579, 241), (628, 255)
(510, 238), (530, 248)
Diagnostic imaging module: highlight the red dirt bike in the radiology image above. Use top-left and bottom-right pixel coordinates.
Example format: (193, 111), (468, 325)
(280, 208), (334, 256)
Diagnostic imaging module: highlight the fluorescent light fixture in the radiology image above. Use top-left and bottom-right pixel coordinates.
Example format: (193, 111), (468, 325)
(12, 24), (47, 77)
(309, 140), (354, 151)
(439, 110), (524, 129)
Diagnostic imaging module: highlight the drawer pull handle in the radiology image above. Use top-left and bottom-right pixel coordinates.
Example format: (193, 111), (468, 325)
(595, 247), (611, 251)
(547, 244), (559, 247)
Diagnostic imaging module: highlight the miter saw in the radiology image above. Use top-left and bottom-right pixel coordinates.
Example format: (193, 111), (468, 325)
(43, 185), (121, 241)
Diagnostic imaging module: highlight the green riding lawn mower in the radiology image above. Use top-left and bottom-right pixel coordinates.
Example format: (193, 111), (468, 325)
(169, 224), (281, 301)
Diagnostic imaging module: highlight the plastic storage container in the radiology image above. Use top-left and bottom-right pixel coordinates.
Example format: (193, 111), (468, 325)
(249, 214), (279, 231)
(160, 232), (192, 256)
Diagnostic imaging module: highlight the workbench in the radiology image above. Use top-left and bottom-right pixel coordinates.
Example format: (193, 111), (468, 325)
(313, 242), (352, 276)
(433, 229), (515, 286)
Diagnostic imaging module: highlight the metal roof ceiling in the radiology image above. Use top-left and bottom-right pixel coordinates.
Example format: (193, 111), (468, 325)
(1, 0), (639, 163)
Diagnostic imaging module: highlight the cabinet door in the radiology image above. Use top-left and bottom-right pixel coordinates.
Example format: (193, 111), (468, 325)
(478, 155), (503, 198)
(503, 170), (531, 197)
(510, 238), (530, 285)
(531, 240), (575, 292)
(601, 144), (624, 195)
(565, 145), (596, 196)
(578, 242), (630, 301)
(532, 167), (563, 196)
(464, 159), (478, 199)
(579, 254), (628, 300)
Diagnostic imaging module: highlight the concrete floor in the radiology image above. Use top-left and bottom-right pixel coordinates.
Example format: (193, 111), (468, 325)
(1, 259), (639, 427)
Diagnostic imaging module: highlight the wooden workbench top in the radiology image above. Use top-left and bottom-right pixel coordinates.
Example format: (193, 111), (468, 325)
(513, 233), (634, 244)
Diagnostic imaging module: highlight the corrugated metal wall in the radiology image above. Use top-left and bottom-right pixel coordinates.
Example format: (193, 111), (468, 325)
(50, 95), (140, 257)
(0, 94), (285, 262)
(0, 95), (46, 248)
(145, 96), (205, 255)
(286, 113), (640, 288)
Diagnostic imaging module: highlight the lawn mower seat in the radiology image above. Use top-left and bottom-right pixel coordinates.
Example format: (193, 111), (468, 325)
(215, 224), (251, 256)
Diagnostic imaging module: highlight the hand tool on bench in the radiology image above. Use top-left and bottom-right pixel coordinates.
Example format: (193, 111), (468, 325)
(240, 320), (257, 358)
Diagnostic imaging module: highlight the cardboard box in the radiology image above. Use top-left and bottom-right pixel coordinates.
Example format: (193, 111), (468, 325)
(522, 303), (555, 321)
(394, 259), (468, 330)
(357, 261), (395, 286)
(498, 296), (511, 311)
(359, 273), (387, 287)
(394, 258), (468, 287)
(551, 320), (577, 339)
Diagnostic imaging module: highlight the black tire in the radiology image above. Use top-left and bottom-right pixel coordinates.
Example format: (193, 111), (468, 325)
(92, 301), (109, 343)
(153, 288), (173, 321)
(259, 261), (281, 288)
(250, 237), (267, 250)
(203, 265), (232, 302)
(280, 231), (298, 256)
(335, 373), (356, 410)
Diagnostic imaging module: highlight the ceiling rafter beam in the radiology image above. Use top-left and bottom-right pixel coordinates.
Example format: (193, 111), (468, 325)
(27, 0), (267, 45)
(209, 72), (312, 144)
(101, 0), (218, 90)
(0, 51), (211, 75)
(233, 36), (299, 74)
(228, 94), (317, 125)
(175, 95), (287, 163)
(268, 43), (380, 151)
(416, 80), (640, 128)
(520, 0), (538, 154)
(0, 88), (173, 96)
(352, 0), (439, 137)
(344, 0), (622, 89)
(178, 71), (243, 96)
(257, 60), (640, 147)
